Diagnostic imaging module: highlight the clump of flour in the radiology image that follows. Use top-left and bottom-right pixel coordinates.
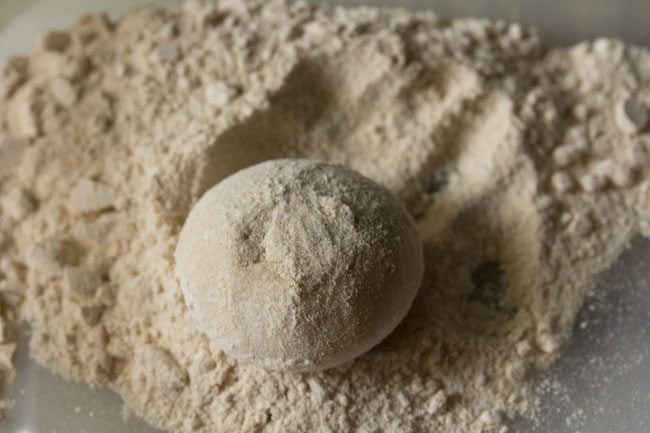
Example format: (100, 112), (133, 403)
(0, 0), (649, 431)
(175, 159), (423, 372)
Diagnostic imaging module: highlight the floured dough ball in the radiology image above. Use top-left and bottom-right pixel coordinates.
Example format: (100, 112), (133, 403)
(175, 159), (423, 372)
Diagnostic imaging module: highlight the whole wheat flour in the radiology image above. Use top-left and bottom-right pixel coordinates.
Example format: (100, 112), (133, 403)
(0, 0), (649, 432)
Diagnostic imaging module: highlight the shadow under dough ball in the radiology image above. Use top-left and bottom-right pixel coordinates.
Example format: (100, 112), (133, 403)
(174, 159), (424, 372)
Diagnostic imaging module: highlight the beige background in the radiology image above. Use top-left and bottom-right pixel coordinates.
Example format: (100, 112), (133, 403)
(1, 0), (650, 60)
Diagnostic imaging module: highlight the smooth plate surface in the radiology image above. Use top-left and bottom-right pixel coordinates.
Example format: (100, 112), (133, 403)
(0, 1), (649, 432)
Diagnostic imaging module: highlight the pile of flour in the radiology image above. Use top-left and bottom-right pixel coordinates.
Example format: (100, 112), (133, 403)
(0, 0), (649, 431)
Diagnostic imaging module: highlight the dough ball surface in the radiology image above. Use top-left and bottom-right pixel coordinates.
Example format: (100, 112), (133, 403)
(175, 159), (423, 371)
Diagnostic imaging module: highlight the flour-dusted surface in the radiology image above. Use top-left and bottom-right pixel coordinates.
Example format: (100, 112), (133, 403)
(0, 0), (649, 432)
(175, 159), (423, 373)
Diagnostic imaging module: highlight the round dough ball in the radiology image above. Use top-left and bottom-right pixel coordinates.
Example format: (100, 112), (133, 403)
(175, 159), (423, 372)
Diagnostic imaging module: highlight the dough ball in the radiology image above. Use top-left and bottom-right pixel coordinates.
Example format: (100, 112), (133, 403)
(175, 159), (423, 372)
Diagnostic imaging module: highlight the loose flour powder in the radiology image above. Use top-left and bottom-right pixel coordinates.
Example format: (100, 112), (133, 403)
(0, 0), (649, 432)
